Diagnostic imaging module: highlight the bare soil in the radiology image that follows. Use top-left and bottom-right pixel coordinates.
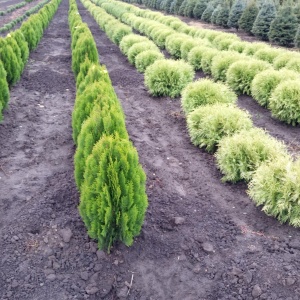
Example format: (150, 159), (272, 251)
(1, 0), (300, 299)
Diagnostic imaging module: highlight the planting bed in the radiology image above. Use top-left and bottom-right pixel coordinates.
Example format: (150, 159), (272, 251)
(1, 0), (300, 299)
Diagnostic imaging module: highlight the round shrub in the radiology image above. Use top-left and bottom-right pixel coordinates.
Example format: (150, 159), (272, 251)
(243, 42), (267, 56)
(119, 34), (148, 55)
(226, 59), (271, 95)
(154, 29), (174, 48)
(165, 34), (187, 58)
(180, 39), (198, 60)
(11, 30), (29, 68)
(111, 24), (132, 45)
(135, 50), (164, 73)
(74, 103), (128, 191)
(79, 135), (148, 251)
(248, 157), (300, 227)
(187, 45), (211, 70)
(211, 51), (245, 82)
(76, 57), (93, 89)
(0, 61), (9, 114)
(181, 79), (237, 114)
(285, 58), (300, 73)
(269, 80), (300, 126)
(201, 48), (220, 75)
(253, 48), (284, 64)
(215, 128), (288, 182)
(127, 41), (158, 65)
(213, 36), (237, 51)
(5, 35), (23, 71)
(228, 41), (248, 53)
(273, 52), (299, 70)
(144, 59), (194, 98)
(20, 21), (38, 51)
(187, 104), (253, 153)
(251, 69), (299, 108)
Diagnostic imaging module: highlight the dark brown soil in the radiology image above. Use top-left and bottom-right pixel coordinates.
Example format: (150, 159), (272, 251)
(1, 0), (300, 299)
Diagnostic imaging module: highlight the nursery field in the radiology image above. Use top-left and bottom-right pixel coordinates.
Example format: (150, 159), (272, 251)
(1, 0), (300, 299)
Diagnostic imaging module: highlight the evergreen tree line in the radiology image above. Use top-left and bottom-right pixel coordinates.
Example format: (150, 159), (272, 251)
(123, 0), (300, 47)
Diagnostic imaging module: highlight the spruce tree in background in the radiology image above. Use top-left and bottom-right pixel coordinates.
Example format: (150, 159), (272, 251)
(184, 0), (197, 17)
(228, 0), (246, 29)
(164, 0), (174, 12)
(193, 0), (207, 19)
(269, 6), (298, 47)
(294, 25), (300, 48)
(293, 3), (300, 23)
(201, 3), (215, 22)
(172, 0), (185, 14)
(238, 0), (259, 33)
(216, 3), (230, 27)
(178, 0), (188, 15)
(252, 0), (276, 41)
(211, 5), (222, 24)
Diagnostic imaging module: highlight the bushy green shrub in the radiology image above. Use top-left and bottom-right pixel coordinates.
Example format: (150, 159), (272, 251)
(127, 41), (158, 65)
(180, 39), (198, 60)
(238, 0), (258, 33)
(144, 59), (194, 98)
(211, 5), (221, 24)
(201, 3), (214, 22)
(74, 103), (128, 190)
(251, 69), (299, 107)
(215, 128), (288, 182)
(216, 4), (230, 27)
(248, 157), (300, 227)
(201, 48), (220, 75)
(111, 24), (132, 45)
(228, 41), (248, 53)
(226, 59), (271, 95)
(187, 104), (252, 152)
(5, 34), (23, 71)
(211, 51), (245, 82)
(253, 48), (283, 64)
(269, 79), (300, 125)
(227, 0), (246, 29)
(79, 135), (148, 252)
(135, 50), (164, 73)
(119, 34), (148, 55)
(285, 58), (300, 73)
(243, 42), (267, 56)
(76, 57), (93, 89)
(273, 52), (297, 70)
(153, 29), (174, 48)
(295, 25), (300, 48)
(187, 46), (211, 70)
(0, 61), (9, 115)
(165, 34), (187, 58)
(193, 0), (207, 19)
(181, 79), (237, 114)
(11, 30), (29, 68)
(184, 0), (196, 17)
(178, 0), (188, 15)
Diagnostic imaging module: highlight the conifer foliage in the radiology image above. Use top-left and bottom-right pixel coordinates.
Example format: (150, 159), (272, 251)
(238, 0), (258, 33)
(227, 0), (246, 29)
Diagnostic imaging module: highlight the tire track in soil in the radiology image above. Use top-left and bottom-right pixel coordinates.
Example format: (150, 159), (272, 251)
(77, 1), (300, 299)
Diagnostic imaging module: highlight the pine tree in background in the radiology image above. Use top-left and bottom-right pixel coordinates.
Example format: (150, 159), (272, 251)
(211, 5), (222, 24)
(178, 0), (188, 15)
(193, 0), (207, 19)
(293, 3), (300, 23)
(164, 0), (174, 12)
(238, 0), (259, 33)
(216, 3), (230, 27)
(252, 0), (277, 41)
(269, 6), (298, 47)
(201, 3), (215, 22)
(228, 0), (246, 29)
(184, 0), (197, 17)
(294, 25), (300, 48)
(172, 0), (185, 14)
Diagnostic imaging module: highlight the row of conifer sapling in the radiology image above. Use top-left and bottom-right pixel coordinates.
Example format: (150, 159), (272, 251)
(69, 0), (148, 252)
(0, 0), (62, 121)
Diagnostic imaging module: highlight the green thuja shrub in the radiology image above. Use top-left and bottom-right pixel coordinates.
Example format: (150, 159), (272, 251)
(187, 46), (211, 70)
(0, 61), (9, 114)
(181, 79), (237, 114)
(295, 25), (300, 48)
(180, 39), (198, 60)
(172, 0), (185, 14)
(153, 29), (174, 48)
(5, 35), (23, 71)
(165, 34), (187, 58)
(284, 57), (300, 73)
(187, 104), (252, 152)
(135, 50), (164, 73)
(185, 0), (197, 17)
(216, 4), (230, 27)
(119, 34), (148, 55)
(268, 6), (298, 47)
(211, 5), (222, 24)
(243, 42), (267, 55)
(76, 57), (93, 89)
(251, 69), (299, 107)
(20, 22), (38, 51)
(228, 41), (248, 53)
(273, 52), (298, 70)
(111, 24), (132, 45)
(215, 128), (288, 182)
(0, 38), (21, 86)
(248, 157), (300, 227)
(213, 37), (237, 51)
(193, 0), (207, 19)
(178, 0), (188, 16)
(127, 41), (158, 65)
(227, 0), (246, 29)
(238, 0), (258, 34)
(201, 48), (220, 75)
(269, 79), (300, 125)
(211, 51), (245, 82)
(10, 30), (29, 68)
(79, 135), (148, 252)
(201, 3), (214, 22)
(226, 59), (271, 95)
(252, 0), (276, 41)
(144, 59), (194, 98)
(72, 34), (99, 78)
(253, 47), (283, 63)
(74, 103), (128, 190)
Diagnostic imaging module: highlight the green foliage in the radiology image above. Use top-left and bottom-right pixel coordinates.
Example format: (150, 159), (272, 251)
(238, 0), (258, 33)
(187, 46), (211, 70)
(20, 22), (38, 51)
(294, 25), (300, 48)
(215, 128), (287, 182)
(165, 34), (187, 58)
(0, 61), (9, 115)
(253, 47), (283, 63)
(111, 24), (132, 45)
(252, 0), (276, 40)
(11, 30), (29, 68)
(269, 79), (300, 125)
(227, 0), (246, 29)
(135, 50), (164, 73)
(268, 6), (298, 47)
(120, 34), (148, 55)
(285, 57), (300, 72)
(152, 29), (174, 48)
(193, 0), (207, 19)
(180, 39), (198, 60)
(74, 103), (128, 190)
(5, 35), (23, 71)
(228, 41), (248, 53)
(226, 59), (271, 95)
(76, 57), (93, 89)
(181, 79), (237, 114)
(172, 0), (185, 14)
(213, 36), (237, 51)
(79, 135), (148, 252)
(248, 157), (300, 227)
(127, 41), (158, 65)
(184, 0), (197, 17)
(178, 0), (188, 15)
(201, 48), (220, 74)
(144, 59), (194, 98)
(216, 4), (230, 27)
(211, 5), (222, 24)
(273, 52), (297, 69)
(201, 3), (214, 22)
(187, 104), (252, 152)
(251, 69), (299, 107)
(243, 42), (267, 55)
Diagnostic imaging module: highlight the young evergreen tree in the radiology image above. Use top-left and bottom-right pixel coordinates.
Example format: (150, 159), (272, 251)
(193, 0), (207, 19)
(164, 0), (174, 12)
(79, 135), (148, 252)
(0, 61), (9, 114)
(252, 0), (277, 41)
(184, 0), (197, 17)
(201, 3), (215, 22)
(211, 5), (222, 24)
(228, 0), (246, 29)
(269, 6), (298, 47)
(238, 0), (259, 33)
(293, 3), (300, 23)
(294, 25), (300, 48)
(216, 3), (230, 27)
(173, 0), (185, 14)
(178, 0), (188, 15)
(10, 30), (29, 70)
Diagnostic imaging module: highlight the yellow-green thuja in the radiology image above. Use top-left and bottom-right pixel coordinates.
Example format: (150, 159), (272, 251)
(0, 60), (9, 118)
(10, 30), (29, 69)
